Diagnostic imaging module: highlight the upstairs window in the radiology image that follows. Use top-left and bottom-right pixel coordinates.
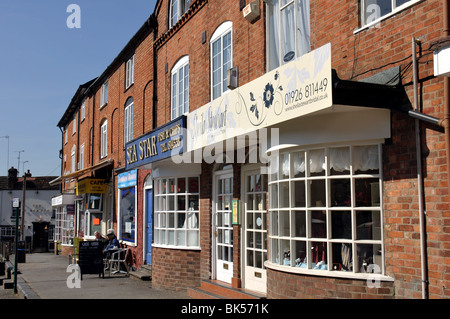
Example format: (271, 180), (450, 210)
(100, 80), (109, 107)
(71, 145), (76, 173)
(81, 99), (86, 121)
(360, 0), (420, 29)
(124, 97), (134, 144)
(211, 21), (232, 100)
(72, 112), (77, 135)
(169, 0), (191, 28)
(171, 56), (189, 120)
(126, 55), (135, 89)
(266, 0), (311, 71)
(101, 120), (108, 158)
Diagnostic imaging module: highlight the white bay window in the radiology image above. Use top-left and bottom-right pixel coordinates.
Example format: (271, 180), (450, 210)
(268, 144), (384, 276)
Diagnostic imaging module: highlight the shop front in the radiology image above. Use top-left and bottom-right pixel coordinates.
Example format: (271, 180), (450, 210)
(75, 178), (109, 240)
(183, 43), (403, 296)
(51, 194), (76, 256)
(124, 116), (200, 282)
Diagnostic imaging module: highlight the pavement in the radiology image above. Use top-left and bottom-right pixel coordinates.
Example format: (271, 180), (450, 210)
(1, 252), (192, 300)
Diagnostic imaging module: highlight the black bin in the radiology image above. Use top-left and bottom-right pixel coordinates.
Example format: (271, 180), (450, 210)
(17, 241), (26, 263)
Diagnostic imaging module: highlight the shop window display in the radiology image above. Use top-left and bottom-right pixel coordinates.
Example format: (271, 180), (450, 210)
(154, 176), (200, 248)
(268, 144), (383, 275)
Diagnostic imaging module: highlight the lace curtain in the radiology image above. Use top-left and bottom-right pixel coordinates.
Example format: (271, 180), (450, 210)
(282, 145), (379, 176)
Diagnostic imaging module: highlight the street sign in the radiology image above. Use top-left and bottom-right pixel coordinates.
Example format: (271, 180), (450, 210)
(12, 198), (19, 208)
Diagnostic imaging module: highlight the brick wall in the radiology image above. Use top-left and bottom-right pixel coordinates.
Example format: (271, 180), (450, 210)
(264, 0), (450, 299)
(267, 268), (395, 299)
(152, 247), (201, 290)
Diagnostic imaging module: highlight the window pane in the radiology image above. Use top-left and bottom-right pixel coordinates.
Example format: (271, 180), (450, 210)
(353, 145), (379, 174)
(188, 177), (199, 193)
(177, 230), (186, 246)
(281, 239), (290, 265)
(309, 149), (325, 176)
(363, 0), (392, 23)
(355, 178), (380, 207)
(293, 151), (305, 177)
(330, 147), (350, 175)
(178, 178), (186, 193)
(280, 211), (290, 237)
(292, 181), (305, 207)
(331, 211), (351, 239)
(310, 180), (325, 207)
(279, 181), (289, 208)
(311, 211), (326, 238)
(332, 242), (352, 271)
(311, 241), (327, 269)
(356, 243), (382, 274)
(293, 240), (306, 267)
(293, 210), (306, 237)
(330, 179), (351, 207)
(356, 210), (381, 240)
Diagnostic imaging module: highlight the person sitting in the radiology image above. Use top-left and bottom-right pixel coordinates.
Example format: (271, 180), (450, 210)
(103, 229), (119, 258)
(94, 231), (108, 248)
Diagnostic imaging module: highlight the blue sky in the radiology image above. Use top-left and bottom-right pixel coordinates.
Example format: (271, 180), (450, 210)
(0, 1), (157, 177)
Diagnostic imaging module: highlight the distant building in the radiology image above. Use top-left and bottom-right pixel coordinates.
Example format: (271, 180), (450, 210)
(0, 167), (59, 253)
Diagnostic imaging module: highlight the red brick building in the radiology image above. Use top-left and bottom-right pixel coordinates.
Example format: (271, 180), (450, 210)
(53, 0), (450, 299)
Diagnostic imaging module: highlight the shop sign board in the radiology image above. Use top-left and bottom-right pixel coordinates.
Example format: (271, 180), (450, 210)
(125, 116), (186, 170)
(187, 43), (332, 152)
(118, 169), (137, 188)
(76, 178), (107, 195)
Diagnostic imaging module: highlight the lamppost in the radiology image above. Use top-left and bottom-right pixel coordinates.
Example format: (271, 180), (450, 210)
(0, 135), (9, 173)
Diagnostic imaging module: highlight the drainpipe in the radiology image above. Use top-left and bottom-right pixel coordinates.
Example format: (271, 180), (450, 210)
(412, 37), (428, 299)
(443, 0), (450, 207)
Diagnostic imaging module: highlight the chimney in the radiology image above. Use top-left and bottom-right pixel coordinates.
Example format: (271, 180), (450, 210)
(8, 167), (18, 189)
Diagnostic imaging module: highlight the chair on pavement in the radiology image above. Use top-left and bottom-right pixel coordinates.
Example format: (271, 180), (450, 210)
(108, 247), (130, 276)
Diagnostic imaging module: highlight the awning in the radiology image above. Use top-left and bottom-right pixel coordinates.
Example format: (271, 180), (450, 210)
(49, 159), (114, 186)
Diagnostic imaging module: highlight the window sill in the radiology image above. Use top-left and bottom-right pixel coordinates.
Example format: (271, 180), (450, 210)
(354, 0), (424, 34)
(264, 261), (394, 282)
(152, 244), (201, 251)
(124, 83), (134, 93)
(99, 103), (107, 110)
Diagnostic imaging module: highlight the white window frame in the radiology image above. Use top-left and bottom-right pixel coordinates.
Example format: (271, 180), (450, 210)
(171, 56), (189, 120)
(100, 120), (108, 158)
(210, 21), (233, 101)
(71, 145), (76, 173)
(79, 143), (85, 170)
(100, 80), (109, 107)
(124, 98), (134, 144)
(64, 126), (68, 145)
(265, 0), (311, 72)
(125, 55), (135, 89)
(169, 0), (192, 28)
(118, 186), (137, 245)
(356, 0), (423, 33)
(267, 143), (389, 281)
(72, 113), (77, 135)
(153, 176), (200, 249)
(81, 98), (86, 121)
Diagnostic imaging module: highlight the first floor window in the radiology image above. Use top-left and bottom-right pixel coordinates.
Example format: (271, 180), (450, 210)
(101, 121), (108, 158)
(154, 176), (200, 248)
(361, 0), (419, 27)
(266, 0), (310, 71)
(268, 144), (383, 276)
(120, 187), (136, 243)
(100, 80), (109, 107)
(124, 98), (134, 144)
(169, 0), (191, 28)
(125, 55), (135, 89)
(171, 56), (189, 119)
(211, 22), (232, 100)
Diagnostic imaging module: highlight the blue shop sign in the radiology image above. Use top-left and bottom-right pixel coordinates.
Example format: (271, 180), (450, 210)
(118, 169), (137, 188)
(125, 116), (186, 170)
